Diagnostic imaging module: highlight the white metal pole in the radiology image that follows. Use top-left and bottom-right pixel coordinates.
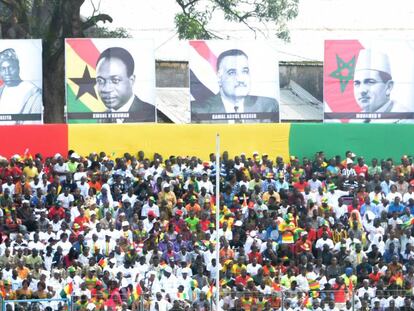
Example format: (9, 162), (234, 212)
(215, 134), (220, 311)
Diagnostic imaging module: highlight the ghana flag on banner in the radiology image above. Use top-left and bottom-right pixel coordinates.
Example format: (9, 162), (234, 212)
(324, 40), (414, 123)
(189, 40), (280, 124)
(65, 38), (156, 124)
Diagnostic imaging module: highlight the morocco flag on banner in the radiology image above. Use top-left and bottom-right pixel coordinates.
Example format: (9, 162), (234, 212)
(324, 40), (364, 122)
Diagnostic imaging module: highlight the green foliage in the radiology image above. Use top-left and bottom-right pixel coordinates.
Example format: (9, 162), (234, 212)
(174, 0), (300, 41)
(85, 26), (131, 38)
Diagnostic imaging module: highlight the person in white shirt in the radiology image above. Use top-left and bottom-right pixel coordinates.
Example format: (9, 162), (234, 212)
(159, 266), (178, 298)
(76, 176), (90, 198)
(55, 233), (72, 255)
(149, 292), (171, 311)
(403, 185), (414, 204)
(356, 279), (375, 299)
(246, 258), (261, 276)
(143, 211), (157, 232)
(57, 187), (74, 209)
(2, 176), (15, 195)
(99, 234), (116, 257)
(295, 267), (310, 292)
(198, 173), (214, 194)
(53, 157), (69, 182)
(315, 232), (334, 251)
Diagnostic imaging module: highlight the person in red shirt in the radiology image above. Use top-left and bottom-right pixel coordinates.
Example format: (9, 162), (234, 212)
(305, 223), (318, 243)
(368, 265), (382, 285)
(48, 203), (65, 220)
(332, 277), (347, 307)
(199, 212), (211, 231)
(248, 245), (263, 264)
(317, 223), (333, 239)
(292, 176), (309, 192)
(294, 232), (313, 255)
(74, 207), (89, 230)
(235, 268), (251, 287)
(88, 174), (102, 192)
(354, 157), (368, 178)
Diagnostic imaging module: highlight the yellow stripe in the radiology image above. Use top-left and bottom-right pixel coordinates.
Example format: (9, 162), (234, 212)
(68, 124), (291, 160)
(65, 43), (106, 112)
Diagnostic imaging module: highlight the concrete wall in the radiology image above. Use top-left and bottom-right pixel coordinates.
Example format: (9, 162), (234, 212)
(156, 60), (324, 100)
(279, 61), (323, 101)
(156, 61), (189, 88)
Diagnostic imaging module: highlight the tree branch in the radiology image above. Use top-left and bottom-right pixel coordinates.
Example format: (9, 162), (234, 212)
(82, 13), (113, 30)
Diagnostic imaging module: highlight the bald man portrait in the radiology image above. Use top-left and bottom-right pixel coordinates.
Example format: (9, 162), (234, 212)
(191, 48), (279, 123)
(95, 47), (155, 123)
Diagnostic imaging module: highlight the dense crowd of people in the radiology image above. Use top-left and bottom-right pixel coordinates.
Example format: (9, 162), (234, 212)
(0, 149), (414, 310)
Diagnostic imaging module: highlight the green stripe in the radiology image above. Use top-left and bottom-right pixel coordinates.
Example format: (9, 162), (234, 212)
(67, 86), (94, 113)
(67, 85), (98, 123)
(289, 123), (414, 161)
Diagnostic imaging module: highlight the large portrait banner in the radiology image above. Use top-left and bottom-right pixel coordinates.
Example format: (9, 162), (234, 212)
(0, 39), (43, 124)
(190, 40), (280, 123)
(324, 40), (414, 123)
(65, 38), (156, 124)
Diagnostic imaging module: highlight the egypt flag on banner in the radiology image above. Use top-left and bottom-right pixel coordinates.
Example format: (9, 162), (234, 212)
(189, 40), (280, 124)
(324, 40), (414, 123)
(65, 38), (156, 124)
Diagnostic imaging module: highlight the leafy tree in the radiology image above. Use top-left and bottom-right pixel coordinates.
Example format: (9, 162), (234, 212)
(0, 0), (113, 122)
(174, 0), (300, 40)
(0, 0), (299, 123)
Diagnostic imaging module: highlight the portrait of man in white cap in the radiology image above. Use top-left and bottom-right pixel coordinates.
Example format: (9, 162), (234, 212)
(0, 47), (42, 124)
(353, 49), (394, 113)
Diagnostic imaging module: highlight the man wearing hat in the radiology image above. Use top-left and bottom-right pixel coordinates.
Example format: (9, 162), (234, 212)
(157, 183), (177, 214)
(275, 172), (289, 192)
(141, 196), (159, 219)
(160, 264), (178, 297)
(143, 210), (157, 232)
(0, 48), (42, 124)
(261, 172), (276, 192)
(353, 49), (396, 113)
(353, 49), (408, 121)
(295, 232), (312, 255)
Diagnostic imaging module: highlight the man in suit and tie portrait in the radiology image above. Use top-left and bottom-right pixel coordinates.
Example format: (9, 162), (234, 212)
(191, 48), (279, 123)
(95, 47), (155, 123)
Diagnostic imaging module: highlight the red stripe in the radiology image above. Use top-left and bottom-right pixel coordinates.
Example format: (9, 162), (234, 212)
(66, 39), (100, 69)
(0, 124), (68, 158)
(189, 40), (217, 71)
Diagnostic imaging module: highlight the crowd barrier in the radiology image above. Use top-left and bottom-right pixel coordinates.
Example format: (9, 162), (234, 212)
(0, 288), (410, 310)
(1, 123), (413, 161)
(1, 298), (70, 311)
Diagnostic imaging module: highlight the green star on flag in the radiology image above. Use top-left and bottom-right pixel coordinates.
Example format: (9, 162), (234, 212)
(329, 54), (356, 93)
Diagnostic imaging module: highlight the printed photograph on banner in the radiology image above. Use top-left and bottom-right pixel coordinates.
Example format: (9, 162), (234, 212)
(65, 38), (156, 124)
(0, 39), (42, 124)
(189, 40), (280, 123)
(324, 40), (414, 123)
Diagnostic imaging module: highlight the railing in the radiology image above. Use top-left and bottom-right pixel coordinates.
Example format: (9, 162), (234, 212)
(206, 288), (412, 310)
(1, 298), (70, 311)
(1, 288), (411, 310)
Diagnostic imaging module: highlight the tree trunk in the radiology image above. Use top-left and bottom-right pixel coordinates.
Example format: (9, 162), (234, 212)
(43, 49), (65, 123)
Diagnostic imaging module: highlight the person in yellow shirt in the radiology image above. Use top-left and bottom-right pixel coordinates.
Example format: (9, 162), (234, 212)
(262, 185), (281, 204)
(157, 184), (177, 215)
(16, 260), (30, 280)
(22, 159), (38, 182)
(231, 256), (247, 277)
(279, 213), (296, 244)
